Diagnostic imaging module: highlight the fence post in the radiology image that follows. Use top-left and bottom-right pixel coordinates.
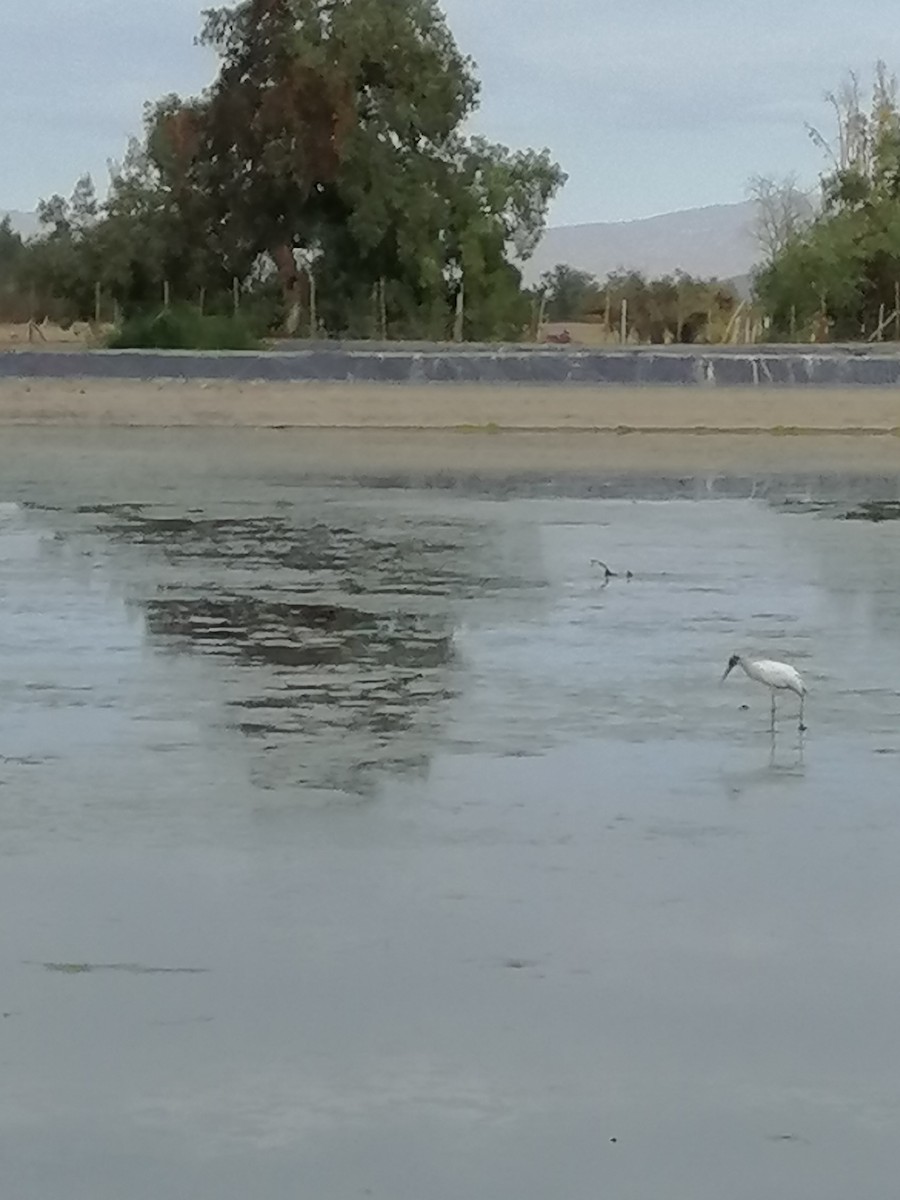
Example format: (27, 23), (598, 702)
(233, 277), (240, 316)
(453, 281), (465, 343)
(536, 290), (547, 341)
(619, 298), (627, 344)
(94, 281), (101, 325)
(308, 269), (317, 339)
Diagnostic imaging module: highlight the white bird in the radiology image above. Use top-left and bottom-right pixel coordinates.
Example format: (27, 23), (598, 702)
(722, 654), (807, 731)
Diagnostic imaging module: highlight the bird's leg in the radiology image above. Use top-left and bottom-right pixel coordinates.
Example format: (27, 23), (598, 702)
(770, 691), (776, 732)
(799, 694), (806, 732)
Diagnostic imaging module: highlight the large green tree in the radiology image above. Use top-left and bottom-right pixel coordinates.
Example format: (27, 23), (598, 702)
(21, 0), (565, 340)
(754, 62), (900, 340)
(166, 0), (564, 336)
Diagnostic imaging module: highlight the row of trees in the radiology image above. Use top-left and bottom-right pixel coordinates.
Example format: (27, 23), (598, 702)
(0, 0), (566, 342)
(10, 6), (897, 347)
(537, 264), (741, 344)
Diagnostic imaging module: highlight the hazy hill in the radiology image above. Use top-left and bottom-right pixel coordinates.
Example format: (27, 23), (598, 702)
(525, 201), (760, 286)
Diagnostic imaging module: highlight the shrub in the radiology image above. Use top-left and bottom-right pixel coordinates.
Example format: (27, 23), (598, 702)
(107, 305), (262, 350)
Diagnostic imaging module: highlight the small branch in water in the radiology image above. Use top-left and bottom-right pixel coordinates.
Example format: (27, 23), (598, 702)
(591, 560), (633, 581)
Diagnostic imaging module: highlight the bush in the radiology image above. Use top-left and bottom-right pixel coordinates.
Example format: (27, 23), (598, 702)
(107, 305), (262, 350)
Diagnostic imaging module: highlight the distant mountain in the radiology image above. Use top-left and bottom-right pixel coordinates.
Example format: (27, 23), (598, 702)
(1, 210), (40, 239)
(525, 201), (761, 287)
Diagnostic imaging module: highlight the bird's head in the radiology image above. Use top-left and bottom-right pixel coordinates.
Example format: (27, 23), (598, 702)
(721, 653), (741, 682)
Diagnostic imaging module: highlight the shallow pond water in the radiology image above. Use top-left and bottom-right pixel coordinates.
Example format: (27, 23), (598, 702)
(1, 431), (900, 1199)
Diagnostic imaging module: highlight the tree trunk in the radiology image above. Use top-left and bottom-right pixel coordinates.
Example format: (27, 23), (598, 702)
(272, 243), (310, 337)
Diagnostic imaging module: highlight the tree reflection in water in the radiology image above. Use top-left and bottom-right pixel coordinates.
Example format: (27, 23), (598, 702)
(84, 503), (537, 796)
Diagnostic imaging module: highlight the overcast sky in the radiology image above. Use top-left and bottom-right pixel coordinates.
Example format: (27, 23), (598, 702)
(2, 0), (897, 226)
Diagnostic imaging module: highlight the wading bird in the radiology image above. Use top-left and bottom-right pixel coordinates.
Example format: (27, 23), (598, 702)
(722, 654), (807, 731)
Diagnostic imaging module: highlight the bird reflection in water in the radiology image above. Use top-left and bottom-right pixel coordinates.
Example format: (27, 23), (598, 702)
(720, 719), (806, 801)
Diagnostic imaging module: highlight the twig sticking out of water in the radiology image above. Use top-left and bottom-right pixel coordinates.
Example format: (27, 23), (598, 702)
(592, 560), (633, 584)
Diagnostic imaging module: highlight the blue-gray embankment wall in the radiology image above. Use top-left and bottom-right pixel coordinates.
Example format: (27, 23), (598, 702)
(4, 345), (900, 387)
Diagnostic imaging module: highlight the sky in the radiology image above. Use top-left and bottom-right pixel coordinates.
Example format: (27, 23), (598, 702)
(2, 0), (897, 227)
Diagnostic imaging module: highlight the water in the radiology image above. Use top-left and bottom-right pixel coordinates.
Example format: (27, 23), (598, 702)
(1, 431), (900, 1199)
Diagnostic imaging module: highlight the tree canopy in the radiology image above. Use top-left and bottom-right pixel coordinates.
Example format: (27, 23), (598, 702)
(754, 62), (900, 340)
(4, 0), (567, 342)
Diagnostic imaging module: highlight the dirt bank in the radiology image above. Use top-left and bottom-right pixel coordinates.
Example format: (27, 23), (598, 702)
(1, 425), (900, 489)
(3, 378), (900, 434)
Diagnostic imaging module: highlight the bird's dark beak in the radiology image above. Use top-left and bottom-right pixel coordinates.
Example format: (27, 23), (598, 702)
(721, 661), (735, 683)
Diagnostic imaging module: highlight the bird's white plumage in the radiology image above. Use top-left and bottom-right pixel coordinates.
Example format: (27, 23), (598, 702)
(739, 658), (806, 696)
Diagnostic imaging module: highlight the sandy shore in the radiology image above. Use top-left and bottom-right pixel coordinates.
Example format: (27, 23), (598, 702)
(1, 425), (899, 488)
(3, 378), (900, 435)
